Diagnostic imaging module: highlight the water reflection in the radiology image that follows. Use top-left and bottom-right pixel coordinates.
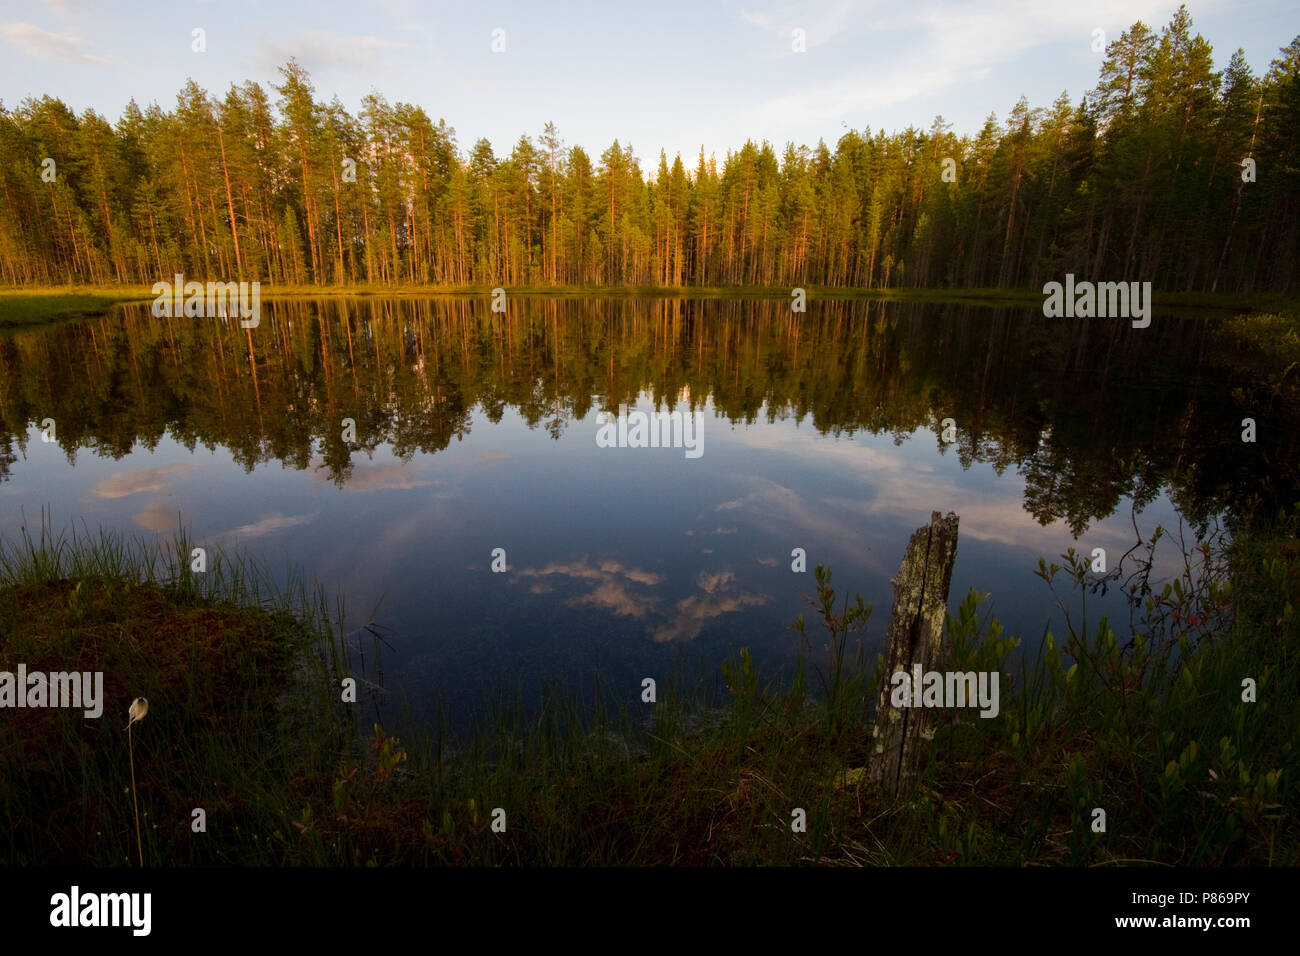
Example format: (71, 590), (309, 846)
(0, 297), (1292, 725)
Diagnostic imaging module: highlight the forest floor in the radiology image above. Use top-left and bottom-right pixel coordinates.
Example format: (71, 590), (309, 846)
(1, 283), (1295, 327)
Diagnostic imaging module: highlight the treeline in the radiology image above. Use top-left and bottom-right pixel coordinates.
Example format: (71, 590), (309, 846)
(0, 7), (1296, 293)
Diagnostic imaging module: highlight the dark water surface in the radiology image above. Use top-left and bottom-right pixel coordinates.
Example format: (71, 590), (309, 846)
(0, 297), (1290, 726)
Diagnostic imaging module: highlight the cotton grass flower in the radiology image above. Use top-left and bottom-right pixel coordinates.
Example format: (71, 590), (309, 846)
(128, 697), (148, 727)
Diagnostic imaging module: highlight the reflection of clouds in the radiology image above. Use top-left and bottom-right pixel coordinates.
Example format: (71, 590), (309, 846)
(571, 579), (655, 619)
(514, 556), (665, 587)
(133, 500), (184, 533)
(820, 491), (1143, 556)
(472, 450), (510, 469)
(715, 475), (883, 572)
(218, 512), (315, 541)
(697, 570), (735, 592)
(310, 457), (436, 493)
(517, 557), (663, 619)
(513, 558), (766, 642)
(722, 424), (916, 475)
(315, 445), (513, 589)
(597, 559), (662, 586)
(719, 426), (1167, 567)
(518, 557), (665, 587)
(756, 556), (779, 567)
(93, 463), (192, 499)
(308, 447), (506, 496)
(683, 525), (736, 539)
(652, 571), (769, 643)
(97, 463), (191, 533)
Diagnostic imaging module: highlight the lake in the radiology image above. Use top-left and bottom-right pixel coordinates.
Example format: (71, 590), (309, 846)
(0, 297), (1289, 728)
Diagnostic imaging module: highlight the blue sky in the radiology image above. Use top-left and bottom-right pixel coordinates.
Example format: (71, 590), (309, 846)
(2, 0), (1296, 168)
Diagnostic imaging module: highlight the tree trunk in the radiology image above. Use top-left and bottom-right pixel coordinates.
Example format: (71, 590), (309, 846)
(868, 510), (960, 797)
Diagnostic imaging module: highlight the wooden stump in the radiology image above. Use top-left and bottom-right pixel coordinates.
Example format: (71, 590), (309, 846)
(867, 510), (960, 797)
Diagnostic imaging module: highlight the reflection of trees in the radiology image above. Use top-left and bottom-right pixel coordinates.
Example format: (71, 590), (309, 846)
(0, 298), (1294, 532)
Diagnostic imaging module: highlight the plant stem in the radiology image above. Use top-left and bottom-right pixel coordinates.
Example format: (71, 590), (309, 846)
(129, 724), (143, 867)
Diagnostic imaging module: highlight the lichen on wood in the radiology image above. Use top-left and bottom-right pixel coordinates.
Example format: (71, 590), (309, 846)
(868, 510), (960, 796)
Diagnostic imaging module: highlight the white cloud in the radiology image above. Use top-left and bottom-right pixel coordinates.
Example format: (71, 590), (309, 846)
(254, 30), (411, 75)
(40, 1), (96, 17)
(1, 22), (112, 64)
(745, 0), (1193, 127)
(740, 0), (867, 51)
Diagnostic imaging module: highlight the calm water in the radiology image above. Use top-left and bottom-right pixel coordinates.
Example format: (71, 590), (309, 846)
(0, 298), (1290, 726)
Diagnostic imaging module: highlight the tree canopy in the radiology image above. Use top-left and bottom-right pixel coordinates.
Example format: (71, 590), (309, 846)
(0, 8), (1295, 293)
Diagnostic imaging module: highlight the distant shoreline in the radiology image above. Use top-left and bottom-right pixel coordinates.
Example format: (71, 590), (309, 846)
(1, 284), (1292, 328)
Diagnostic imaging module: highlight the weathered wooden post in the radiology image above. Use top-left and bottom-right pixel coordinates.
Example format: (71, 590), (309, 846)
(868, 510), (960, 797)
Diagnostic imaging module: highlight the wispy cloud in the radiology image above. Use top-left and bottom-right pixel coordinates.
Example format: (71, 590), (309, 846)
(744, 0), (1185, 125)
(39, 1), (96, 18)
(1, 22), (112, 64)
(739, 0), (865, 51)
(254, 29), (411, 75)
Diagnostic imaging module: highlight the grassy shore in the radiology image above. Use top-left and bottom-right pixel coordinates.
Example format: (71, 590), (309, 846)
(2, 283), (1295, 327)
(0, 289), (154, 327)
(1, 507), (1295, 866)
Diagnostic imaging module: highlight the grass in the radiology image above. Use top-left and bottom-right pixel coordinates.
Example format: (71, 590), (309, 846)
(0, 289), (153, 327)
(1, 504), (1296, 866)
(1214, 311), (1300, 396)
(0, 517), (351, 865)
(2, 282), (1294, 327)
